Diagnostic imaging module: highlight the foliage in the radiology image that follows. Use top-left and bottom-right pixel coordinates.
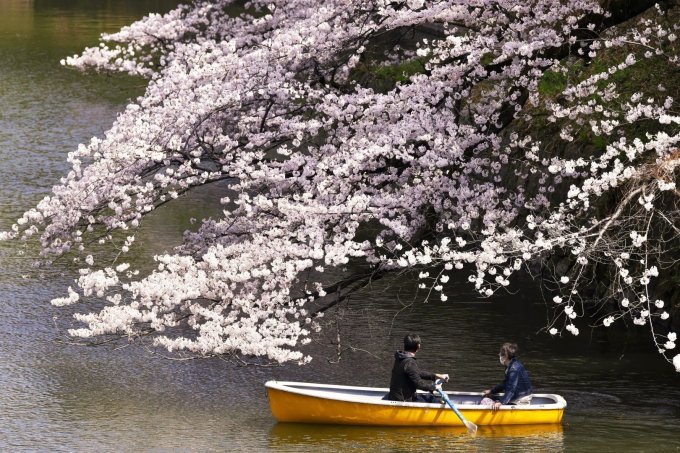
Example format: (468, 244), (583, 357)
(3, 0), (680, 368)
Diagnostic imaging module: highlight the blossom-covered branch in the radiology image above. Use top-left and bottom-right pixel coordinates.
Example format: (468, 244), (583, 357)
(4, 0), (680, 368)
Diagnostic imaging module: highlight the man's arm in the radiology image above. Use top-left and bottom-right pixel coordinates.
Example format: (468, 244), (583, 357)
(404, 361), (436, 392)
(419, 370), (436, 381)
(498, 365), (520, 405)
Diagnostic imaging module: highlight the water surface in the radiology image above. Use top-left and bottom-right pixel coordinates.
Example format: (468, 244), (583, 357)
(0, 1), (678, 451)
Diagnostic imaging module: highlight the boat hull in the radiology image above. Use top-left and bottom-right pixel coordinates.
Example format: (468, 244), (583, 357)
(266, 381), (565, 427)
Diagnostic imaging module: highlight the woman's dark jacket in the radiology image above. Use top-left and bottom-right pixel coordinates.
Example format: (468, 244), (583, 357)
(491, 358), (533, 404)
(386, 350), (436, 401)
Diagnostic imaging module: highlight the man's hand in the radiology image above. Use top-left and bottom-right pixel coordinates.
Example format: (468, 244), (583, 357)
(491, 401), (502, 411)
(435, 373), (449, 382)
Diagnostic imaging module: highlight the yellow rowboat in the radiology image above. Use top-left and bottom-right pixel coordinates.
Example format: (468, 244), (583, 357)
(265, 381), (566, 427)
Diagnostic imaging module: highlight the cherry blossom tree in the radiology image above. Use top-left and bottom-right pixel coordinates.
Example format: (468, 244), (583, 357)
(3, 0), (680, 367)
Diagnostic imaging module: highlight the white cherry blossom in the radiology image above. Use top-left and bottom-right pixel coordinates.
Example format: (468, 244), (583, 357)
(2, 0), (679, 368)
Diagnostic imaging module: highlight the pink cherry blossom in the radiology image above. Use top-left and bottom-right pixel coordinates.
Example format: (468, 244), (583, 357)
(3, 0), (680, 368)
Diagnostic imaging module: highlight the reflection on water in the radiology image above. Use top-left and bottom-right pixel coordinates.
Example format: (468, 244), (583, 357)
(0, 0), (182, 43)
(0, 0), (181, 226)
(268, 423), (565, 452)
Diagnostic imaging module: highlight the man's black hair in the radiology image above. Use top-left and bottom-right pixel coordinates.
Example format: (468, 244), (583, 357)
(404, 333), (421, 352)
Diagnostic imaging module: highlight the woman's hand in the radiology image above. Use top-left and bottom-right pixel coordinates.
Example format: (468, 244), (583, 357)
(491, 401), (502, 411)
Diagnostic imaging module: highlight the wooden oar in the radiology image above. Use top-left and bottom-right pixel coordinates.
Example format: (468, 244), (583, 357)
(435, 379), (478, 434)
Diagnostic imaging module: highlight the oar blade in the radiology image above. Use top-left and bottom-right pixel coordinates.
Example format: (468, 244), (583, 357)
(464, 420), (478, 434)
(435, 383), (477, 436)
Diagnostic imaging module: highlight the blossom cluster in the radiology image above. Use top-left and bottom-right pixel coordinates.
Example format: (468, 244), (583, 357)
(3, 0), (680, 367)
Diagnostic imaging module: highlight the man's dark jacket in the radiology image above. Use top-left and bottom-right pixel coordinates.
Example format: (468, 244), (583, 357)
(386, 350), (436, 401)
(491, 358), (533, 404)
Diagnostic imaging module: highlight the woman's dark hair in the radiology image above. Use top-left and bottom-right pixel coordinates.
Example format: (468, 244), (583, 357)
(499, 342), (518, 359)
(404, 333), (421, 352)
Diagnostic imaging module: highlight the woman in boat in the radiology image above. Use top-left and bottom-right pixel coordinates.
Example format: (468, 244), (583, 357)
(481, 342), (533, 410)
(385, 333), (449, 403)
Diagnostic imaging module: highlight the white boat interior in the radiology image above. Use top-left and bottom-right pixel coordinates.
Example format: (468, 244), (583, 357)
(265, 381), (566, 409)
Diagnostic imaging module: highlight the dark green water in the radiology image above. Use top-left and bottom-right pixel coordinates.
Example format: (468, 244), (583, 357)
(0, 1), (679, 451)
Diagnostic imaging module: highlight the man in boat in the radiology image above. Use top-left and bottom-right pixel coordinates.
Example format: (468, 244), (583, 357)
(482, 342), (533, 410)
(385, 333), (449, 403)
